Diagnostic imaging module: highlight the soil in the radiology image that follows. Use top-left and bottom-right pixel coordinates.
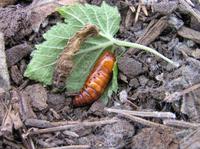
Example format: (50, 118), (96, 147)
(1, 0), (200, 149)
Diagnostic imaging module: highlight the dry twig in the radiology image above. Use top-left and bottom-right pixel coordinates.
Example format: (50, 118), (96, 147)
(178, 26), (200, 44)
(41, 145), (90, 149)
(163, 119), (200, 128)
(105, 108), (176, 119)
(105, 108), (169, 128)
(3, 139), (26, 149)
(0, 32), (10, 91)
(180, 128), (200, 149)
(24, 118), (117, 136)
(25, 118), (80, 128)
(179, 0), (200, 23)
(164, 83), (200, 102)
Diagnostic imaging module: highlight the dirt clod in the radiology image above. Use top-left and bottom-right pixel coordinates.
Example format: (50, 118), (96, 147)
(25, 84), (48, 111)
(152, 1), (178, 14)
(88, 101), (105, 116)
(118, 57), (146, 79)
(78, 119), (135, 149)
(6, 43), (32, 67)
(0, 5), (32, 44)
(47, 93), (66, 111)
(129, 78), (140, 88)
(131, 128), (179, 149)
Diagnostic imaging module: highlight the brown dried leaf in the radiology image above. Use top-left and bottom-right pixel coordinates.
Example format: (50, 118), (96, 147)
(1, 107), (13, 137)
(9, 110), (23, 130)
(2, 89), (23, 131)
(1, 108), (23, 136)
(125, 9), (134, 28)
(0, 0), (82, 43)
(1, 100), (22, 136)
(52, 24), (99, 90)
(30, 0), (81, 32)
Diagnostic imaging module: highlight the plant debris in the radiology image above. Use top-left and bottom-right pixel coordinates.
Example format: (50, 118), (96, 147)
(0, 0), (79, 45)
(131, 128), (179, 149)
(178, 26), (200, 44)
(0, 32), (10, 91)
(1, 0), (200, 148)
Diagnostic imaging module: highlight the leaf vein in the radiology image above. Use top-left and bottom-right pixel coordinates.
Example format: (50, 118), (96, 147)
(63, 9), (85, 25)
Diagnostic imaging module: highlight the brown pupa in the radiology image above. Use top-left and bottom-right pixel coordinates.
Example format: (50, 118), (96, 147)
(73, 50), (115, 107)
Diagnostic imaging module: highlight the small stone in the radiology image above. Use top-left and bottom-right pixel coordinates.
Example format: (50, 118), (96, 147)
(186, 40), (195, 48)
(155, 73), (164, 81)
(138, 75), (148, 86)
(119, 90), (128, 103)
(191, 49), (200, 59)
(168, 14), (184, 30)
(119, 73), (128, 83)
(88, 101), (105, 116)
(129, 78), (140, 88)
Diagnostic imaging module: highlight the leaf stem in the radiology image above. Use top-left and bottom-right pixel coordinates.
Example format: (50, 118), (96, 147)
(77, 31), (179, 67)
(74, 41), (113, 55)
(113, 38), (179, 67)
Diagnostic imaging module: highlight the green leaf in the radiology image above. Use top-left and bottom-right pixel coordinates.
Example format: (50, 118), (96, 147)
(24, 2), (121, 92)
(24, 23), (69, 85)
(110, 62), (119, 95)
(99, 85), (110, 105)
(58, 2), (120, 36)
